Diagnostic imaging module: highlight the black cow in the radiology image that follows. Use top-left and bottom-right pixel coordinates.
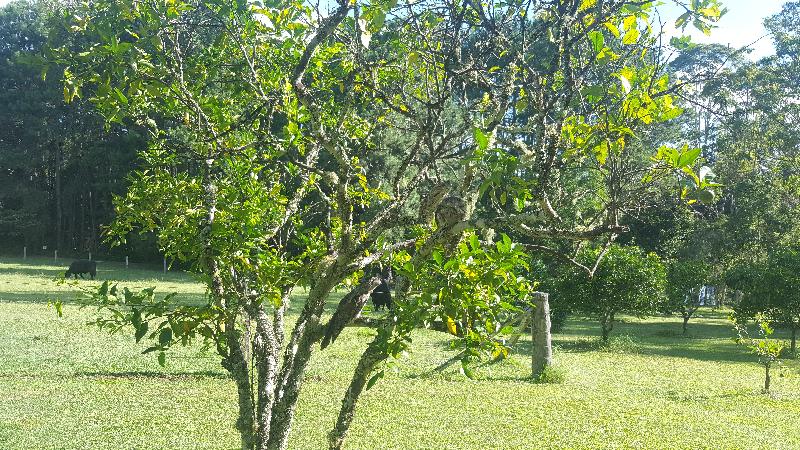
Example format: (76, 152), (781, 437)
(65, 260), (97, 280)
(370, 277), (392, 311)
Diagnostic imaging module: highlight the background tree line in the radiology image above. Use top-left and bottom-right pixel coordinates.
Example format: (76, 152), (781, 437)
(0, 0), (159, 260)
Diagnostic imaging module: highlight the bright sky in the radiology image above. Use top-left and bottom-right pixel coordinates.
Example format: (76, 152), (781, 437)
(0, 0), (787, 59)
(658, 0), (787, 60)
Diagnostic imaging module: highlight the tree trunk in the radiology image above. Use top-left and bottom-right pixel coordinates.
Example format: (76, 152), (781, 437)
(89, 189), (96, 252)
(764, 363), (771, 393)
(792, 325), (797, 356)
(266, 274), (338, 450)
(328, 342), (385, 450)
(54, 142), (63, 252)
(531, 292), (553, 378)
(222, 321), (256, 450)
(252, 306), (280, 450)
(682, 314), (690, 336)
(717, 285), (726, 308)
(600, 313), (613, 342)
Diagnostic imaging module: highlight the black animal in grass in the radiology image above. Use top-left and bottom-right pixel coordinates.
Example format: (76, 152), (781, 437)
(64, 260), (97, 280)
(369, 268), (393, 312)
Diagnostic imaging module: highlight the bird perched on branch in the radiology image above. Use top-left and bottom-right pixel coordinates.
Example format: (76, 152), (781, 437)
(435, 196), (467, 229)
(418, 183), (451, 225)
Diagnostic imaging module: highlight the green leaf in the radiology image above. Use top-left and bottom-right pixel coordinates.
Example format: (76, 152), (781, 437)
(52, 300), (63, 318)
(604, 22), (621, 38)
(469, 233), (480, 251)
(696, 189), (715, 203)
(582, 84), (604, 99)
(99, 281), (109, 296)
(432, 250), (443, 265)
(473, 127), (489, 150)
(114, 87), (128, 105)
(502, 233), (512, 249)
(131, 308), (142, 329)
(366, 369), (384, 390)
(370, 9), (386, 32)
(623, 27), (639, 45)
(158, 327), (172, 347)
(460, 360), (476, 379)
(675, 11), (692, 29)
(588, 30), (604, 53)
(677, 147), (701, 168)
(134, 321), (149, 343)
(158, 351), (166, 367)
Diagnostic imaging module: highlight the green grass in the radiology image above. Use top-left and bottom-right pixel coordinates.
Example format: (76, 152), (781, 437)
(0, 257), (798, 449)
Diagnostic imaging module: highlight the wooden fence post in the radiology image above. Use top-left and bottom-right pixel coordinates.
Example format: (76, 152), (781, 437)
(532, 292), (553, 378)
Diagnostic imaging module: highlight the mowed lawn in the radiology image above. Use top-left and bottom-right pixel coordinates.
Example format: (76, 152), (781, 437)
(0, 258), (798, 449)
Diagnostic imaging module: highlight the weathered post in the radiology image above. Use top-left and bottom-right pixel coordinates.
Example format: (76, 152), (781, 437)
(54, 250), (58, 261)
(163, 257), (167, 273)
(125, 256), (129, 268)
(531, 292), (553, 378)
(88, 252), (92, 261)
(23, 246), (26, 259)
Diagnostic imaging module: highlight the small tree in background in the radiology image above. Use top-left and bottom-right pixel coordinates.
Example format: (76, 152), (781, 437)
(665, 259), (712, 335)
(732, 315), (786, 393)
(555, 245), (666, 341)
(729, 246), (800, 355)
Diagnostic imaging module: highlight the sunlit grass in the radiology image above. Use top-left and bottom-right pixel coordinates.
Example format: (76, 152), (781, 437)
(0, 257), (798, 449)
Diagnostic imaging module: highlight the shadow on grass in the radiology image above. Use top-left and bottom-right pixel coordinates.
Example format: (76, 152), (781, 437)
(77, 370), (228, 380)
(0, 290), (209, 306)
(663, 388), (760, 402)
(0, 258), (199, 284)
(635, 342), (753, 363)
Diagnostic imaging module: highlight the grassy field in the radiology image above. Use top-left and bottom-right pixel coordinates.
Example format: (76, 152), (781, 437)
(0, 257), (798, 449)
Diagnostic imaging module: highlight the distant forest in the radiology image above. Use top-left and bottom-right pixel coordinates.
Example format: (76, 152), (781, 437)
(0, 1), (159, 260)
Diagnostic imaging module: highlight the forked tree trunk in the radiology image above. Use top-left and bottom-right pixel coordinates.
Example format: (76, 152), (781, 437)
(265, 273), (340, 450)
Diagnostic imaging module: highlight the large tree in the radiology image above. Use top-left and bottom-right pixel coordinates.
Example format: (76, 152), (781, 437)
(47, 0), (722, 448)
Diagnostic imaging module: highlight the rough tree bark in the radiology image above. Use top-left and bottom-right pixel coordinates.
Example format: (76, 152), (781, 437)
(328, 343), (386, 450)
